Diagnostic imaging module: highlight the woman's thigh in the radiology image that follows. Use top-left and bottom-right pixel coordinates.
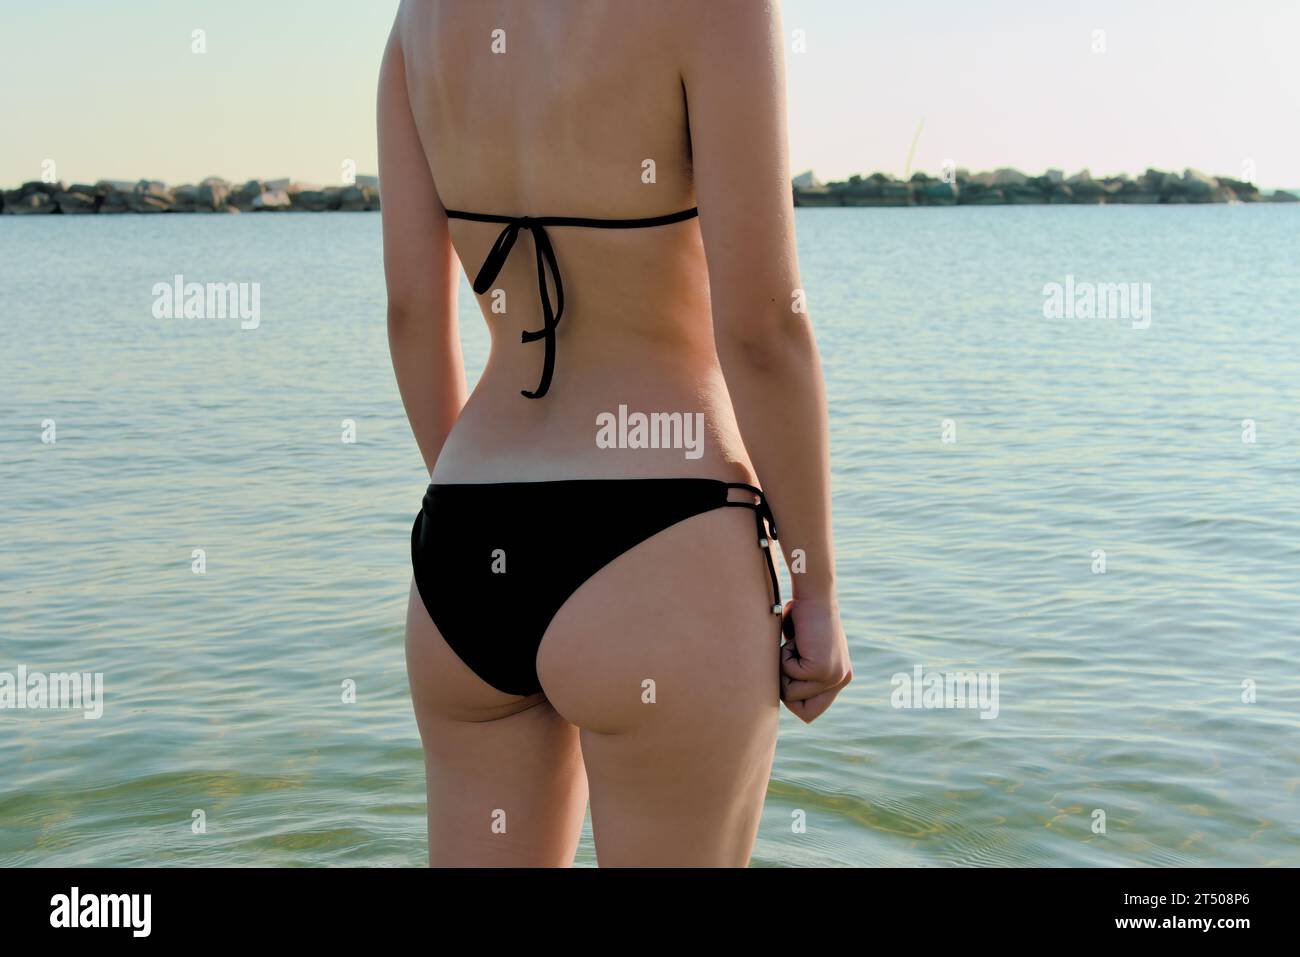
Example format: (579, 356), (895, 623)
(404, 579), (588, 866)
(536, 507), (781, 866)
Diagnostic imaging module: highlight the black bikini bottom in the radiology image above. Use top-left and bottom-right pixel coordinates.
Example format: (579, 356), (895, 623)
(410, 478), (781, 696)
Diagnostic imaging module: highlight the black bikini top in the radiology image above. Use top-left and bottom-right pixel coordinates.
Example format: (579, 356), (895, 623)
(444, 206), (700, 398)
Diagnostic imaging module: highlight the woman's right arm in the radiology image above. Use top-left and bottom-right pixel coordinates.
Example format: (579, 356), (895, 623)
(378, 18), (466, 477)
(681, 0), (851, 721)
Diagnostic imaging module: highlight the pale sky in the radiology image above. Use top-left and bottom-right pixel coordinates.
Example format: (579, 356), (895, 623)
(3, 0), (1297, 190)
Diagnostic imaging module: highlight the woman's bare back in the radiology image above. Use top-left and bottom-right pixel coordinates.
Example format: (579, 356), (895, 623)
(396, 0), (752, 484)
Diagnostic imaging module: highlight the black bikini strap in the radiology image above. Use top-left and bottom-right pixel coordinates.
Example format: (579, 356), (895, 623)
(443, 207), (699, 399)
(445, 208), (700, 230)
(724, 482), (783, 616)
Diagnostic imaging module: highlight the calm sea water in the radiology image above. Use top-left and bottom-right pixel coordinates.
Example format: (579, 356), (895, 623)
(2, 206), (1298, 867)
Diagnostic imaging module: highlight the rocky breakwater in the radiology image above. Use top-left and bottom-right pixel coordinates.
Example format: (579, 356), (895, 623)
(793, 168), (1299, 207)
(0, 177), (382, 215)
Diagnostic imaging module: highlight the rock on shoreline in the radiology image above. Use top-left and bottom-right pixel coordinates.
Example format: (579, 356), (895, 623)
(0, 177), (383, 215)
(793, 168), (1299, 207)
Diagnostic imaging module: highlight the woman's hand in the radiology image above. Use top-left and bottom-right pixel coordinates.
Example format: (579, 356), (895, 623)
(779, 596), (852, 722)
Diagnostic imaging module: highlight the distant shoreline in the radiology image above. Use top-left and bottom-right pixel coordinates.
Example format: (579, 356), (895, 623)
(793, 167), (1298, 207)
(4, 167), (1297, 215)
(0, 178), (380, 215)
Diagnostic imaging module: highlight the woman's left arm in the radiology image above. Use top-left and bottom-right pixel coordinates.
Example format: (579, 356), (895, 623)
(377, 19), (465, 476)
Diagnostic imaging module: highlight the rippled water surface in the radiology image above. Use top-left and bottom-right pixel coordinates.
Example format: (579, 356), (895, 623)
(2, 206), (1298, 866)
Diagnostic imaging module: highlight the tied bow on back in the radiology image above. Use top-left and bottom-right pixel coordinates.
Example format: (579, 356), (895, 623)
(466, 215), (564, 399)
(444, 205), (698, 399)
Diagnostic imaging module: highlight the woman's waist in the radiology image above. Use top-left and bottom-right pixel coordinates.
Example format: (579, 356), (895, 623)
(430, 365), (754, 484)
